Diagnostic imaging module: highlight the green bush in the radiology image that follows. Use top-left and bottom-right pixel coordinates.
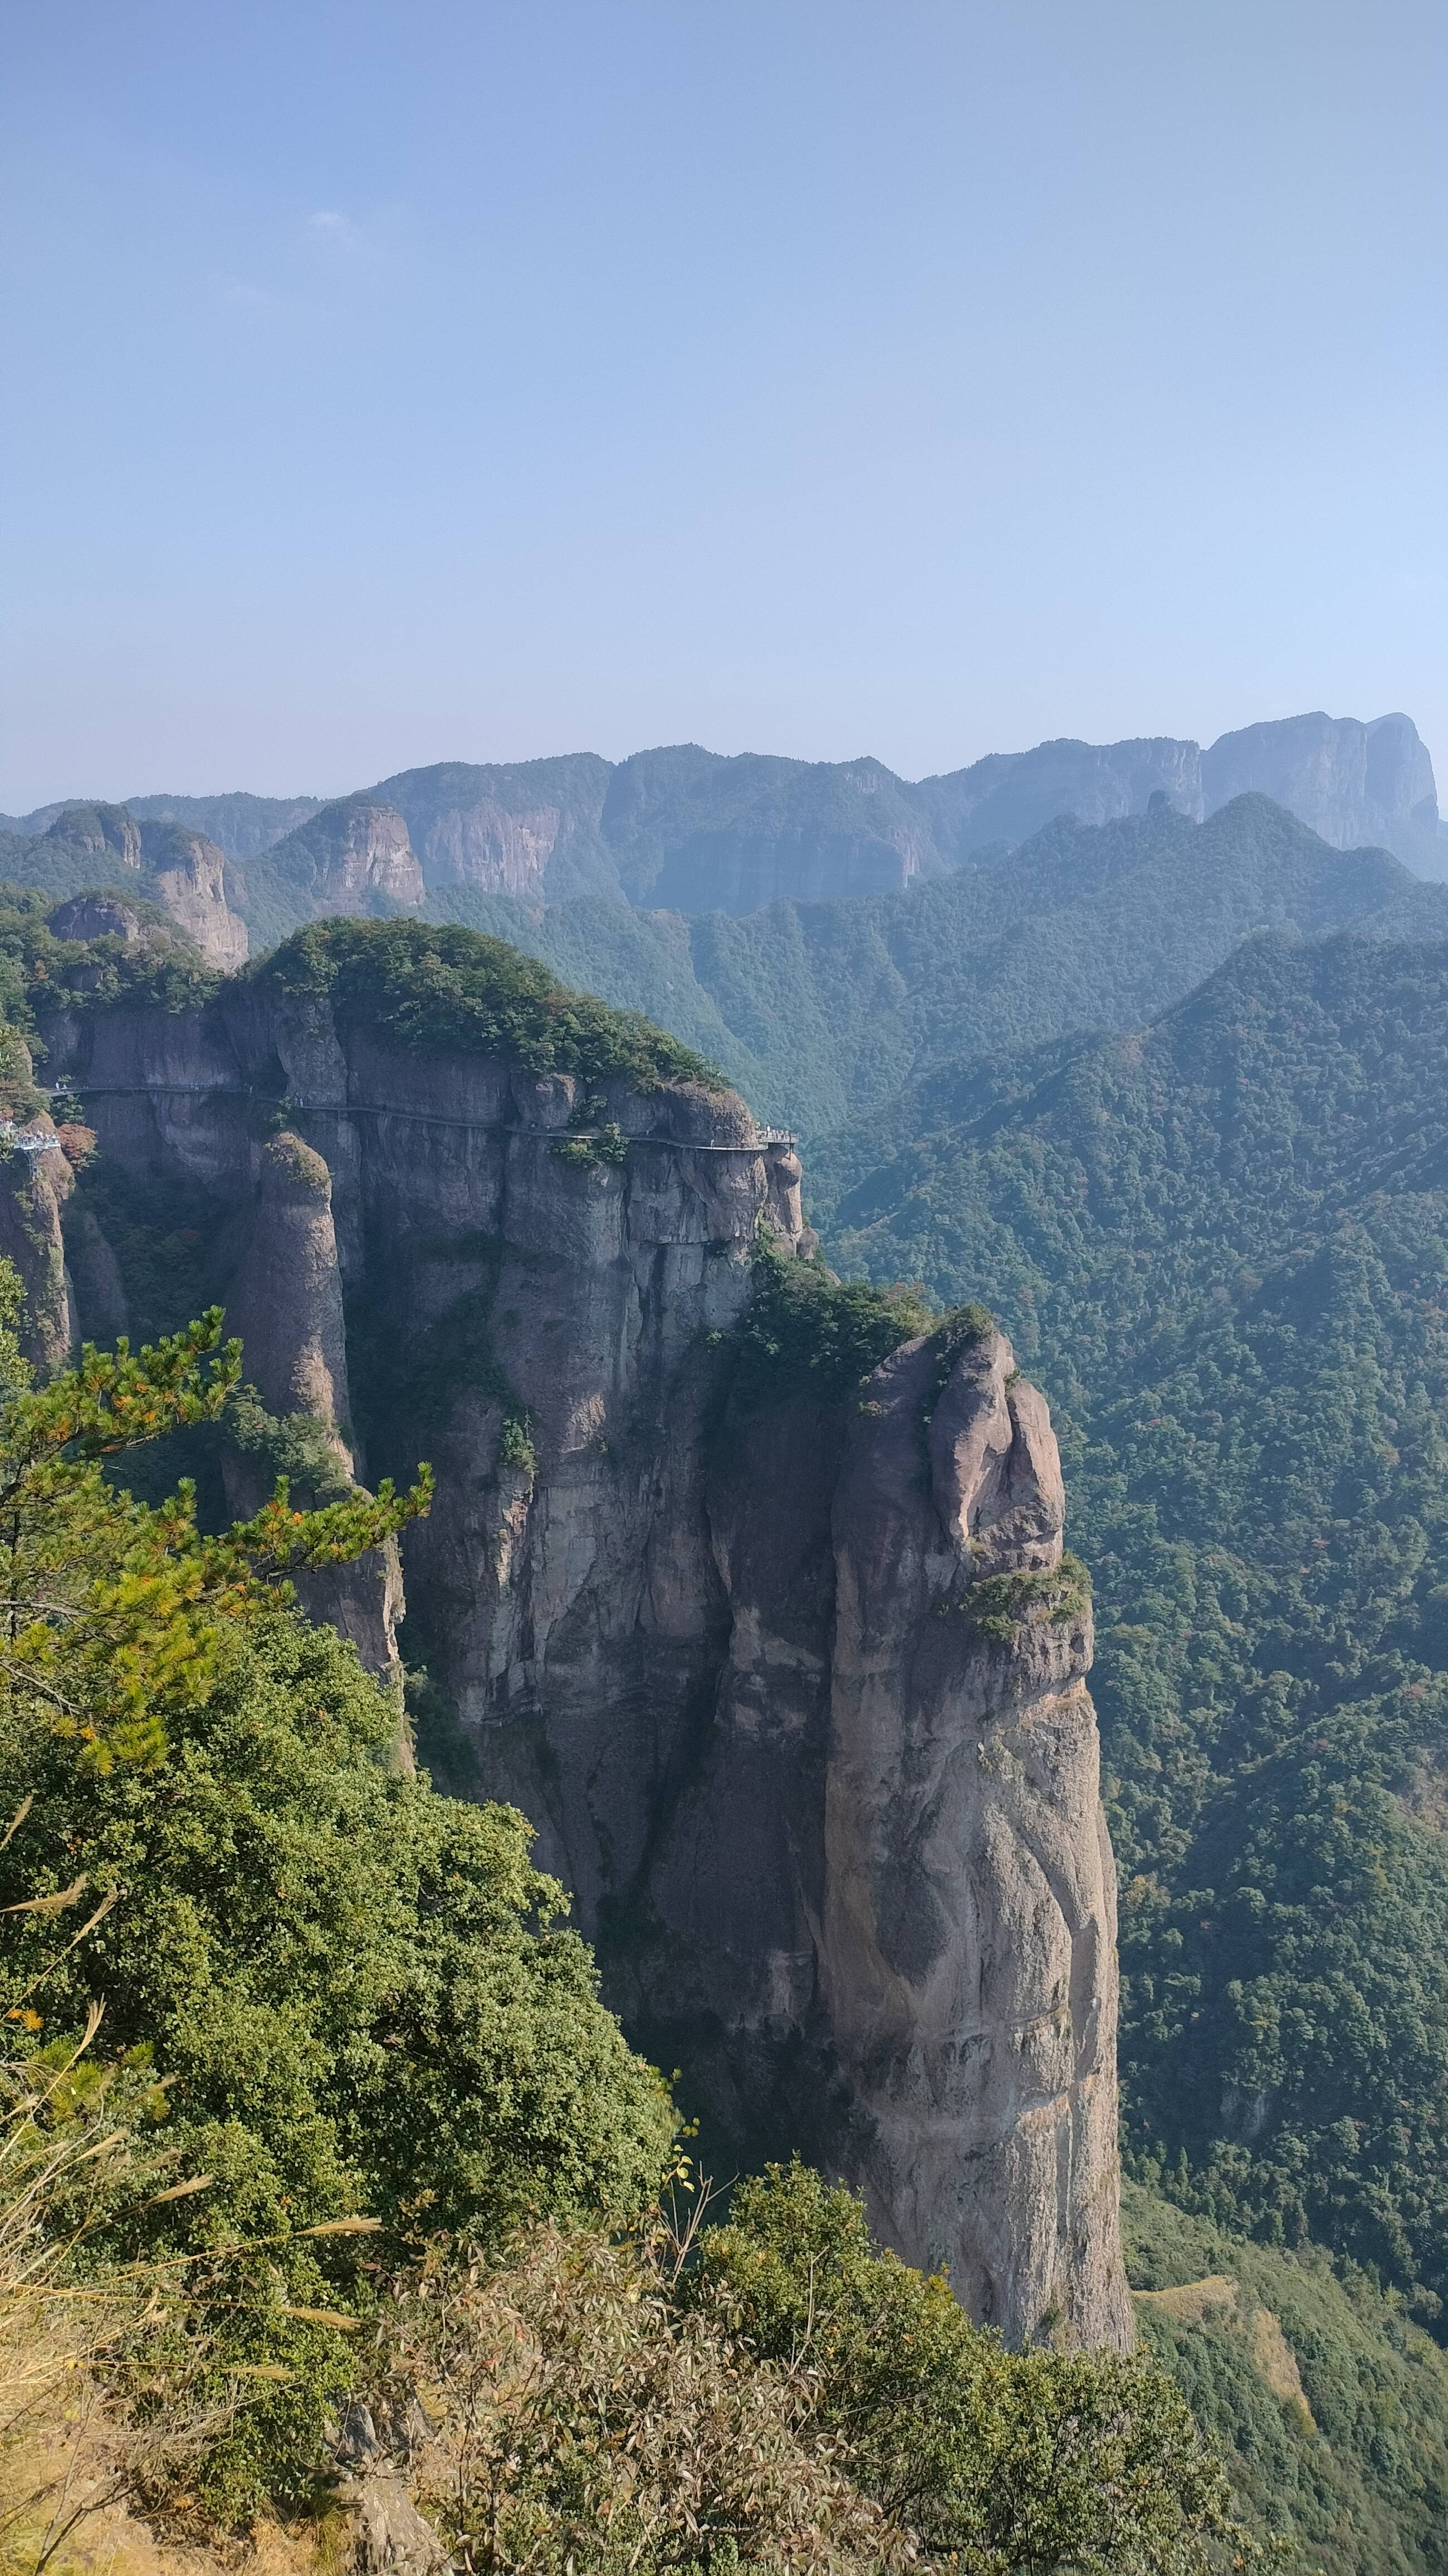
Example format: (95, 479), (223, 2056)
(691, 2162), (1244, 2573)
(727, 1235), (935, 1405)
(0, 1274), (672, 2508)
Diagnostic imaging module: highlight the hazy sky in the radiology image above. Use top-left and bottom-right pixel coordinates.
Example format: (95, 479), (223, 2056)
(2, 0), (1444, 809)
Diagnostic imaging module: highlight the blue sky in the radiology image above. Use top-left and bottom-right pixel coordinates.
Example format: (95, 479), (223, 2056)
(2, 0), (1444, 808)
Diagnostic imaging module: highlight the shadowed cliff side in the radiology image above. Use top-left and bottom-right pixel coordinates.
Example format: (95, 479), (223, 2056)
(17, 920), (1129, 2350)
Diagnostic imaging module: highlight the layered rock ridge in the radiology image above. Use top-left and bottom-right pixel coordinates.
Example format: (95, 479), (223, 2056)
(29, 960), (1129, 2350)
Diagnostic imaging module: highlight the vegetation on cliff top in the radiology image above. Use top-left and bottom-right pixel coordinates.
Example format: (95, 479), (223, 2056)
(0, 890), (730, 1104)
(724, 1233), (937, 1403)
(0, 881), (220, 1027)
(250, 915), (722, 1088)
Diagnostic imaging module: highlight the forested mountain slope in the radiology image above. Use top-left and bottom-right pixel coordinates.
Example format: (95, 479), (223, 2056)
(434, 795), (1448, 1135)
(815, 931), (1448, 2334)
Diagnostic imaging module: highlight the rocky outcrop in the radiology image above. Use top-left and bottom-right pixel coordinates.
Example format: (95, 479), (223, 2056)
(20, 714), (1446, 938)
(601, 748), (945, 908)
(41, 980), (1129, 2349)
(218, 1128), (403, 1681)
(1201, 711), (1444, 871)
(818, 1331), (1128, 2338)
(921, 737), (1207, 856)
(410, 795), (562, 895)
(225, 1132), (355, 1441)
(137, 822), (250, 968)
(263, 796), (426, 913)
(19, 808), (246, 964)
(371, 755), (615, 902)
(49, 891), (156, 947)
(126, 790), (326, 859)
(38, 803), (143, 869)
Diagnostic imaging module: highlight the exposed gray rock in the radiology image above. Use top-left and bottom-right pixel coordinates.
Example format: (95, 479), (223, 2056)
(0, 1108), (76, 1372)
(344, 2472), (451, 2576)
(63, 1202), (130, 1344)
(263, 795), (426, 913)
(603, 747), (945, 908)
(920, 736), (1206, 855)
(1201, 710), (1443, 872)
(23, 709), (1445, 929)
(219, 1129), (402, 1682)
(821, 1329), (1129, 2341)
(225, 1131), (355, 1437)
(371, 754), (616, 902)
(40, 803), (143, 868)
(137, 822), (249, 967)
(49, 891), (153, 947)
(125, 790), (327, 858)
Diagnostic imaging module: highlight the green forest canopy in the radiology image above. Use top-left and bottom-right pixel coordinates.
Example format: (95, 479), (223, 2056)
(815, 930), (1448, 2337)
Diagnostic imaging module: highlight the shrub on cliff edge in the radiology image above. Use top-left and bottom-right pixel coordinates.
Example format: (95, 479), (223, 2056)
(0, 1270), (675, 2506)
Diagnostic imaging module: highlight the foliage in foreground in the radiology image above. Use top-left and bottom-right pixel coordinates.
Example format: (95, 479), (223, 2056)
(0, 1270), (1246, 2555)
(691, 2164), (1241, 2574)
(0, 1279), (673, 2509)
(371, 2167), (1245, 2576)
(0, 1281), (428, 1770)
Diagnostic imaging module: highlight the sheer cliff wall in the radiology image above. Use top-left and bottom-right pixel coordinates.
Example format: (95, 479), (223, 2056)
(20, 988), (1131, 2350)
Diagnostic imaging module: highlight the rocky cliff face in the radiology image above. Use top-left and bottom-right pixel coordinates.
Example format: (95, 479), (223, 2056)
(262, 796), (427, 914)
(137, 822), (250, 968)
(370, 755), (616, 902)
(1201, 711), (1443, 870)
(921, 737), (1207, 855)
(20, 965), (1130, 2350)
(38, 803), (144, 869)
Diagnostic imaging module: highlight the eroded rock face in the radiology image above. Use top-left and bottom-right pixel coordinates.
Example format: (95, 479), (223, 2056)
(40, 803), (143, 869)
(0, 1121), (76, 1371)
(50, 892), (151, 947)
(42, 988), (1130, 2348)
(412, 796), (563, 894)
(265, 796), (427, 913)
(137, 823), (250, 968)
(1202, 711), (1441, 866)
(820, 1331), (1129, 2341)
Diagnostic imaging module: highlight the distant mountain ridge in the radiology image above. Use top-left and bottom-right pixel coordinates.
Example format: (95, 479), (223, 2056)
(4, 709), (1444, 913)
(7, 786), (1448, 1140)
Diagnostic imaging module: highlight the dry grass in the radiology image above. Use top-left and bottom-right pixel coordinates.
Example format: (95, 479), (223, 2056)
(1133, 2276), (1239, 2328)
(375, 2219), (904, 2576)
(1134, 2276), (1314, 2429)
